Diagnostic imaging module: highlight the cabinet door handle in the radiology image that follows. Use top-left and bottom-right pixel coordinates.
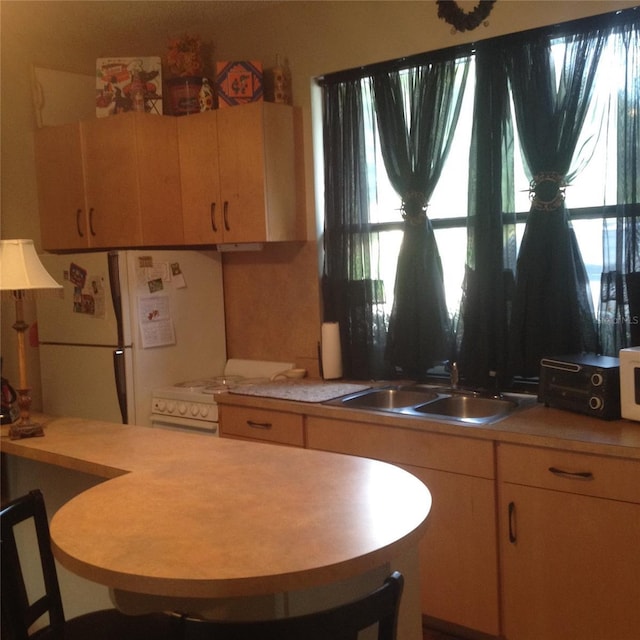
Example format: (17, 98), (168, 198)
(548, 467), (594, 481)
(210, 202), (218, 232)
(223, 201), (230, 231)
(247, 420), (272, 430)
(76, 208), (84, 237)
(508, 501), (517, 544)
(88, 207), (96, 236)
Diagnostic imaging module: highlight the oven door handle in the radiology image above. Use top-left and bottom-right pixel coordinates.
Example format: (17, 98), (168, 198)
(151, 414), (218, 435)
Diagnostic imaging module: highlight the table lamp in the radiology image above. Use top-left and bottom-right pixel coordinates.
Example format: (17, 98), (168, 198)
(0, 239), (62, 439)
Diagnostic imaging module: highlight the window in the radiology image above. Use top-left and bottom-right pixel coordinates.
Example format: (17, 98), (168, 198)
(321, 8), (639, 385)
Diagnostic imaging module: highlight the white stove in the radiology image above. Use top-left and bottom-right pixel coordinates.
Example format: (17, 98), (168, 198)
(150, 359), (294, 435)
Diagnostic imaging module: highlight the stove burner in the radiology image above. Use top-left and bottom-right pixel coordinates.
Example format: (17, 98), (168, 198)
(173, 376), (239, 392)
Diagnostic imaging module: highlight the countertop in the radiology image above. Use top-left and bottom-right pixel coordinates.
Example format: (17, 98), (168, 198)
(1, 415), (431, 600)
(219, 380), (640, 460)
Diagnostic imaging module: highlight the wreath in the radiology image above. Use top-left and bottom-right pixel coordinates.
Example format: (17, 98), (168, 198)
(436, 1), (497, 32)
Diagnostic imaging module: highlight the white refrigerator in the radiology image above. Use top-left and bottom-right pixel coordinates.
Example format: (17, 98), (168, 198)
(37, 249), (226, 426)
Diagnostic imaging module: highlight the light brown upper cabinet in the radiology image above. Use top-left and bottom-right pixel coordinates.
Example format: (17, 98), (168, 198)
(35, 112), (183, 251)
(178, 102), (301, 245)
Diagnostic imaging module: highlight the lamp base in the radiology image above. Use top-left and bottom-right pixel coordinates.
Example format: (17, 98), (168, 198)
(10, 387), (44, 439)
(9, 420), (45, 440)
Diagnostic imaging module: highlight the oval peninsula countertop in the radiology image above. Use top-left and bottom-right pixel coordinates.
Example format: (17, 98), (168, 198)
(1, 415), (431, 600)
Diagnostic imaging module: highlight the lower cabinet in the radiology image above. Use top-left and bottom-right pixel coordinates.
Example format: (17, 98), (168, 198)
(218, 404), (640, 639)
(219, 405), (304, 447)
(306, 416), (500, 637)
(497, 443), (640, 640)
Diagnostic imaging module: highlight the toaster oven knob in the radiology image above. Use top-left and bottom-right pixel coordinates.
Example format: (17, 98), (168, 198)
(591, 373), (604, 386)
(589, 396), (603, 410)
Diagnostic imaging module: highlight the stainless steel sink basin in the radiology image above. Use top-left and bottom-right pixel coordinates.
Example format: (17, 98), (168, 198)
(325, 384), (534, 425)
(412, 394), (518, 421)
(334, 387), (439, 410)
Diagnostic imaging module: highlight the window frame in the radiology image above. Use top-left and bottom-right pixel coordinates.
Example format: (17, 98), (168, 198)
(318, 6), (639, 386)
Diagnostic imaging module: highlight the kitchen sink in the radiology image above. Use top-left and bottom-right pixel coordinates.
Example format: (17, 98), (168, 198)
(325, 384), (534, 425)
(335, 387), (439, 410)
(411, 394), (518, 420)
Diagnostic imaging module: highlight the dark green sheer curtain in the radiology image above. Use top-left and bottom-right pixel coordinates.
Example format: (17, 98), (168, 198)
(322, 80), (389, 379)
(371, 61), (469, 376)
(457, 43), (515, 389)
(600, 16), (640, 351)
(321, 8), (638, 384)
(505, 30), (603, 376)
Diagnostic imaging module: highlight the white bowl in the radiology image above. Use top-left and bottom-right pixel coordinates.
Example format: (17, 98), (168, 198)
(284, 368), (307, 379)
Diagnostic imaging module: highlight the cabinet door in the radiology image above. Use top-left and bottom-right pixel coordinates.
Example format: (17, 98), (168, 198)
(306, 416), (500, 635)
(34, 122), (90, 250)
(133, 114), (183, 246)
(82, 115), (142, 247)
(217, 103), (268, 243)
(407, 465), (500, 636)
(499, 484), (640, 640)
(178, 111), (223, 244)
(81, 113), (182, 247)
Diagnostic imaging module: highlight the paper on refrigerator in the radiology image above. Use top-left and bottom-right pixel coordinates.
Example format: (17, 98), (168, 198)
(137, 294), (176, 348)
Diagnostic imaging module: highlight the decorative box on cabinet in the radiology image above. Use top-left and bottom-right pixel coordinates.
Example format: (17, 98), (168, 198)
(306, 417), (500, 637)
(498, 443), (640, 640)
(178, 102), (301, 245)
(34, 112), (183, 250)
(219, 405), (304, 447)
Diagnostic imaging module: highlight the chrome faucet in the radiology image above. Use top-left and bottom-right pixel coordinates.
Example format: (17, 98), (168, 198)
(450, 361), (459, 390)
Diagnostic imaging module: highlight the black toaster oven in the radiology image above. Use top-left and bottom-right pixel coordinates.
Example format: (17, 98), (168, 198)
(538, 354), (621, 420)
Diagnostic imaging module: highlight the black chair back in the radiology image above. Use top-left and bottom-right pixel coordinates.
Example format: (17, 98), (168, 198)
(1, 489), (66, 640)
(1, 489), (181, 640)
(180, 571), (404, 640)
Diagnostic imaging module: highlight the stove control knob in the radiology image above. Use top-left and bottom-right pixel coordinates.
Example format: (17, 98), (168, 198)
(178, 402), (187, 415)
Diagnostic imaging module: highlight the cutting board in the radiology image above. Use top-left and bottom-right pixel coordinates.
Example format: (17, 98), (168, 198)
(229, 380), (370, 403)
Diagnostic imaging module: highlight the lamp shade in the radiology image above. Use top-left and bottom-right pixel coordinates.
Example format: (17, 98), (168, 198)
(0, 239), (62, 292)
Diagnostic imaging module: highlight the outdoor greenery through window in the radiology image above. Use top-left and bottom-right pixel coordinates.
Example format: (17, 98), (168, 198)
(320, 7), (639, 387)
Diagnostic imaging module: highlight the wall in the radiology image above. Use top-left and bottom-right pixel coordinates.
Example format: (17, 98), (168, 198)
(1, 1), (636, 399)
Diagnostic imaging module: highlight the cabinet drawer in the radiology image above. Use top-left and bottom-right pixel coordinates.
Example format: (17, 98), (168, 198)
(498, 443), (640, 503)
(306, 416), (494, 477)
(219, 405), (304, 447)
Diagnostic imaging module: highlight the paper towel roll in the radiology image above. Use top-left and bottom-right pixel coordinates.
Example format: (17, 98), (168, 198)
(321, 322), (343, 380)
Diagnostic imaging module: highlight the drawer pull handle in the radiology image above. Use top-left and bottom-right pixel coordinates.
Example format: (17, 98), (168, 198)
(76, 209), (84, 237)
(210, 202), (218, 232)
(247, 420), (272, 430)
(548, 467), (594, 480)
(223, 201), (230, 231)
(508, 501), (517, 544)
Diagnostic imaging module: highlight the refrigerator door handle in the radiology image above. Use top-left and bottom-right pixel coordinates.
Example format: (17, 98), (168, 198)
(108, 251), (125, 346)
(113, 348), (128, 424)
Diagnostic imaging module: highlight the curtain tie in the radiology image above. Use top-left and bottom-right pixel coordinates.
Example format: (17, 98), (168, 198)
(529, 172), (566, 211)
(401, 191), (428, 224)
